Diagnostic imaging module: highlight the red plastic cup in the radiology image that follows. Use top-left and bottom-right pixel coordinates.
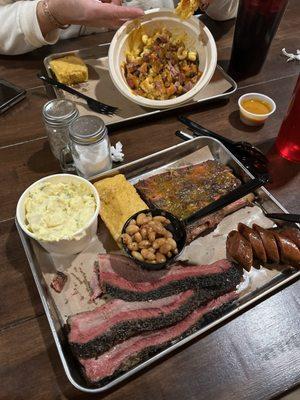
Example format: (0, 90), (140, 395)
(276, 75), (300, 163)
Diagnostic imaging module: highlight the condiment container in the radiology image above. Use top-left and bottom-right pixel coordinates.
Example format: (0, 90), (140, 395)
(42, 99), (79, 159)
(61, 115), (112, 178)
(238, 93), (276, 126)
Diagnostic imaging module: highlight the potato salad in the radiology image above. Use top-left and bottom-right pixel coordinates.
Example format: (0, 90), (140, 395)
(124, 29), (202, 100)
(25, 181), (96, 241)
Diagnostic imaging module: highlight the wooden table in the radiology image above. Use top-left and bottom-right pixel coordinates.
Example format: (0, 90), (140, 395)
(0, 2), (299, 399)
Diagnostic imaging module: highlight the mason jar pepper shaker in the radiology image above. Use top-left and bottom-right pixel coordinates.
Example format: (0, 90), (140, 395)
(42, 99), (79, 159)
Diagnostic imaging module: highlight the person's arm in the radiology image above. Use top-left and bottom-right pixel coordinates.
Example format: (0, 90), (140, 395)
(0, 0), (60, 55)
(0, 0), (144, 55)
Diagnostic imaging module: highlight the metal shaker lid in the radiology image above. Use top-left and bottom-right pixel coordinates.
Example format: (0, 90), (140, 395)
(43, 99), (79, 126)
(69, 115), (107, 145)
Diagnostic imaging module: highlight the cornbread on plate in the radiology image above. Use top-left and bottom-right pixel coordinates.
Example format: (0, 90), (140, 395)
(49, 55), (88, 85)
(94, 174), (148, 243)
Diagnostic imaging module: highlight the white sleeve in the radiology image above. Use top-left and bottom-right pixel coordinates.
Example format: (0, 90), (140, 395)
(0, 0), (60, 55)
(124, 0), (176, 10)
(206, 0), (239, 21)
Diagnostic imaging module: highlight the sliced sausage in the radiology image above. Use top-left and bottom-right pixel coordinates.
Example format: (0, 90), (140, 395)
(252, 224), (280, 263)
(226, 230), (253, 271)
(238, 223), (267, 263)
(280, 227), (300, 249)
(273, 232), (300, 268)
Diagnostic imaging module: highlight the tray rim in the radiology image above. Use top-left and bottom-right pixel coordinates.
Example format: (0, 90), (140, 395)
(43, 43), (237, 128)
(16, 136), (300, 393)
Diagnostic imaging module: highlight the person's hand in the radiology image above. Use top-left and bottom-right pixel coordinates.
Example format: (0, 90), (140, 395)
(49, 0), (144, 29)
(37, 0), (144, 38)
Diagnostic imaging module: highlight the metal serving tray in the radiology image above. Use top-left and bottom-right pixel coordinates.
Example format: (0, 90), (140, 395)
(16, 137), (300, 393)
(43, 43), (237, 129)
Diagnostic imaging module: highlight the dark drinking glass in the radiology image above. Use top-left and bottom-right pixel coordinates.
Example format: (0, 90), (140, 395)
(228, 0), (288, 80)
(276, 74), (300, 163)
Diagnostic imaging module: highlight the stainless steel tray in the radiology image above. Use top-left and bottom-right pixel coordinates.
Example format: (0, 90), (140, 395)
(16, 137), (300, 393)
(43, 43), (237, 129)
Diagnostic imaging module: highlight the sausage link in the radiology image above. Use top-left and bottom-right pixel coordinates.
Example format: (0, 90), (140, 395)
(226, 230), (253, 271)
(274, 232), (300, 268)
(253, 224), (280, 263)
(238, 223), (267, 263)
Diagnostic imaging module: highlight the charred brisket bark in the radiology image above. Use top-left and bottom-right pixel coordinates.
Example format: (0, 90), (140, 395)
(68, 290), (197, 358)
(98, 254), (242, 301)
(79, 291), (237, 385)
(68, 286), (234, 359)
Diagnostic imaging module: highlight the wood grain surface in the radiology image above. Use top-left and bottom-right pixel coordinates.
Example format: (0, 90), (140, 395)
(0, 1), (299, 399)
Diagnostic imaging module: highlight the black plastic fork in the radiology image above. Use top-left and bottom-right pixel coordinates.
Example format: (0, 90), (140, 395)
(38, 73), (118, 116)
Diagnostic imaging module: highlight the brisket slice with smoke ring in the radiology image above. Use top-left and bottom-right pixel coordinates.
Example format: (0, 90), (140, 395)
(68, 290), (196, 358)
(68, 286), (233, 359)
(98, 254), (242, 301)
(79, 291), (237, 385)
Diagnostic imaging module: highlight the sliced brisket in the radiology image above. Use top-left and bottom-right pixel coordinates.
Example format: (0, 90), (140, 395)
(98, 254), (243, 301)
(68, 290), (198, 358)
(79, 291), (238, 385)
(68, 286), (234, 358)
(90, 262), (102, 301)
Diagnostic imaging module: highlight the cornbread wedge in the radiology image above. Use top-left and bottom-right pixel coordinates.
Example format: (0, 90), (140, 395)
(49, 55), (88, 85)
(94, 174), (148, 242)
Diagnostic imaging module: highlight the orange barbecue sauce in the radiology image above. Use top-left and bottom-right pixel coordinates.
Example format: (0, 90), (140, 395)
(242, 98), (272, 115)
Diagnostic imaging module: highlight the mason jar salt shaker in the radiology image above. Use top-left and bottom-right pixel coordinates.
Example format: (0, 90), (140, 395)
(42, 99), (79, 159)
(65, 115), (112, 178)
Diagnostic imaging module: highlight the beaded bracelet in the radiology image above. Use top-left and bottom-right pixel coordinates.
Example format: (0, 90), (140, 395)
(42, 0), (70, 30)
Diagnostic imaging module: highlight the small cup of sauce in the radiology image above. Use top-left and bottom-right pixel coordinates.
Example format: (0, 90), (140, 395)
(238, 93), (276, 126)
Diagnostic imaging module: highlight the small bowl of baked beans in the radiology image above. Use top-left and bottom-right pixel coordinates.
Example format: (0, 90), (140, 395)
(121, 209), (186, 270)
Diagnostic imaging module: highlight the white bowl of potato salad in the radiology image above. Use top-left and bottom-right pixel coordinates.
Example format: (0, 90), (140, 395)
(108, 9), (217, 109)
(16, 174), (100, 255)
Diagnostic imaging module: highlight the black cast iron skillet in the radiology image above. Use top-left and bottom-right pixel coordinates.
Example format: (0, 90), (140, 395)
(121, 175), (268, 270)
